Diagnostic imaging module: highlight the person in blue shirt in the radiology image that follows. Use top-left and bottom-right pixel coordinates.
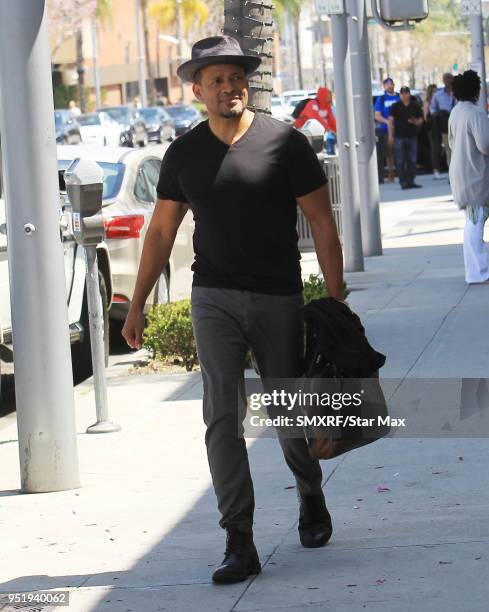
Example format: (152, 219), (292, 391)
(374, 78), (400, 182)
(430, 73), (456, 178)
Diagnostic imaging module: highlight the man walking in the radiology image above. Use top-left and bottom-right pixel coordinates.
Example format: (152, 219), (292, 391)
(430, 73), (456, 178)
(374, 77), (400, 182)
(122, 36), (344, 584)
(388, 86), (423, 190)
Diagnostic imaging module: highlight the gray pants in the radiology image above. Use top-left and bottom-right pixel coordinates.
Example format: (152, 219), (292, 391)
(191, 286), (323, 534)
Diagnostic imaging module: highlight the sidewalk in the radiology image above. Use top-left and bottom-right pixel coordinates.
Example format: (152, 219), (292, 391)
(1, 173), (489, 611)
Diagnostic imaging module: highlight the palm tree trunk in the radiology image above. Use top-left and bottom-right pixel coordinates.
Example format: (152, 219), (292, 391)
(223, 0), (274, 114)
(141, 0), (156, 105)
(75, 28), (86, 112)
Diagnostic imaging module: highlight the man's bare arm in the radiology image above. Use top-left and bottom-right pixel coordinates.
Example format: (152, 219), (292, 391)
(131, 198), (189, 309)
(122, 198), (188, 348)
(297, 184), (344, 300)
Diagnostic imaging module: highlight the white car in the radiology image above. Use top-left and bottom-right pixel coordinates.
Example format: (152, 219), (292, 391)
(0, 143), (195, 394)
(76, 112), (122, 147)
(57, 144), (195, 321)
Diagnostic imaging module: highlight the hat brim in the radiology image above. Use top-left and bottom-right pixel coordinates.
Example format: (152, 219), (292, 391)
(177, 55), (262, 83)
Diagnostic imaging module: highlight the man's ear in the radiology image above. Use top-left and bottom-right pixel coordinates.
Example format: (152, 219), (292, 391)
(192, 83), (202, 102)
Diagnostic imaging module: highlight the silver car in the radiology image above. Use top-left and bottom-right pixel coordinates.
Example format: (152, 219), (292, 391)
(58, 144), (195, 321)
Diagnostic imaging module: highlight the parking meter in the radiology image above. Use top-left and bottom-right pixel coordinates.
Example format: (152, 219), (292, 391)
(64, 158), (120, 434)
(299, 119), (326, 155)
(64, 158), (105, 246)
(378, 0), (428, 22)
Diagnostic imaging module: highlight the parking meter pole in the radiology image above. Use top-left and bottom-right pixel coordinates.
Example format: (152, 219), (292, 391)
(135, 0), (148, 107)
(330, 10), (364, 272)
(84, 247), (120, 434)
(347, 0), (383, 257)
(470, 6), (488, 113)
(0, 1), (80, 492)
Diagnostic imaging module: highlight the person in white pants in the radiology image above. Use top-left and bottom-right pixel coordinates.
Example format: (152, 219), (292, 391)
(448, 70), (489, 284)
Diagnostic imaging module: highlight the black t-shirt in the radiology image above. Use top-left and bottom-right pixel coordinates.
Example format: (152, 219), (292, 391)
(389, 99), (422, 138)
(156, 112), (327, 295)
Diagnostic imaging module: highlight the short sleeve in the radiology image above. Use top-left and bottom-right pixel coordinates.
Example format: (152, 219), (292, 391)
(286, 128), (328, 198)
(374, 96), (383, 112)
(156, 143), (187, 202)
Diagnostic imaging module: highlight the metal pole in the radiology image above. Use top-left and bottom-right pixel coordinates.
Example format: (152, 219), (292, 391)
(135, 0), (148, 106)
(85, 247), (120, 434)
(330, 10), (364, 272)
(91, 18), (102, 109)
(176, 0), (185, 102)
(470, 4), (488, 112)
(347, 0), (382, 256)
(0, 0), (80, 492)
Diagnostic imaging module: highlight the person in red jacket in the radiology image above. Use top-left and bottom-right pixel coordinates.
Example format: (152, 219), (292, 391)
(294, 86), (337, 134)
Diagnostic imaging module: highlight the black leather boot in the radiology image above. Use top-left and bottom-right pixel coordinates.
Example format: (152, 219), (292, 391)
(212, 528), (261, 584)
(298, 490), (333, 548)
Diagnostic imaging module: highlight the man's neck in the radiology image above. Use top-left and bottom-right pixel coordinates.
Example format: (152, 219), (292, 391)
(208, 108), (255, 145)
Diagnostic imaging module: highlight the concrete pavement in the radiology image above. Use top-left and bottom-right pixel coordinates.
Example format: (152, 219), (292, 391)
(1, 173), (489, 611)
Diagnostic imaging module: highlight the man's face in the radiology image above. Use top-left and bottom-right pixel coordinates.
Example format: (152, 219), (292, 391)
(400, 91), (410, 104)
(384, 80), (395, 94)
(192, 64), (249, 119)
(444, 74), (454, 90)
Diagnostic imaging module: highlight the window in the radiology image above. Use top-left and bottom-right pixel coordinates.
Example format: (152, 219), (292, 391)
(134, 158), (161, 203)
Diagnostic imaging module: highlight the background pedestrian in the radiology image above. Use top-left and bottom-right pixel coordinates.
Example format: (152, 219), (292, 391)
(449, 70), (489, 284)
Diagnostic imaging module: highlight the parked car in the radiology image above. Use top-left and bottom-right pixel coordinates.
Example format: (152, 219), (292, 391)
(76, 111), (122, 147)
(97, 105), (148, 147)
(164, 104), (203, 137)
(0, 153), (112, 392)
(54, 109), (82, 144)
(271, 96), (292, 123)
(57, 144), (194, 322)
(138, 106), (175, 143)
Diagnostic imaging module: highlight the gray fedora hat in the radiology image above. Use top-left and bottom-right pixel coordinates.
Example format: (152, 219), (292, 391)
(177, 35), (261, 83)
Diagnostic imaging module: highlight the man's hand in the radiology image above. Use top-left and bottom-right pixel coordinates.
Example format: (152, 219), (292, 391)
(122, 307), (145, 350)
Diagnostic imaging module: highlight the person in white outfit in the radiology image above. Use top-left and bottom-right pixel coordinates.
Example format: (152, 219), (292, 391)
(448, 70), (489, 284)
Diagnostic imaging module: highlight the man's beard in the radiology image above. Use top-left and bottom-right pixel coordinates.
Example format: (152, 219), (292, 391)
(218, 97), (245, 118)
(219, 108), (244, 118)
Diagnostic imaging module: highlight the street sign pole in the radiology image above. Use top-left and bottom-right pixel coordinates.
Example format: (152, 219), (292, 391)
(329, 0), (365, 271)
(461, 1), (488, 111)
(0, 1), (80, 492)
(347, 0), (383, 257)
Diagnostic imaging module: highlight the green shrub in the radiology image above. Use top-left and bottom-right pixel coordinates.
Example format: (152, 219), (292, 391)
(303, 274), (349, 304)
(143, 299), (198, 371)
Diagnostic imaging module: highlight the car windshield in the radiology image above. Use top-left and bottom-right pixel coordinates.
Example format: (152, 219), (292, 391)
(165, 105), (198, 120)
(58, 159), (125, 201)
(139, 108), (159, 121)
(77, 114), (101, 126)
(102, 107), (131, 123)
(272, 99), (283, 107)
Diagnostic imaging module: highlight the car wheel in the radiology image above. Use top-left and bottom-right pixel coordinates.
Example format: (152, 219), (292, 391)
(71, 271), (110, 384)
(154, 269), (170, 305)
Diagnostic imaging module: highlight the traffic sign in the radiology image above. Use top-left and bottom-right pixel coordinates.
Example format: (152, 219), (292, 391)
(316, 0), (345, 15)
(461, 0), (481, 17)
